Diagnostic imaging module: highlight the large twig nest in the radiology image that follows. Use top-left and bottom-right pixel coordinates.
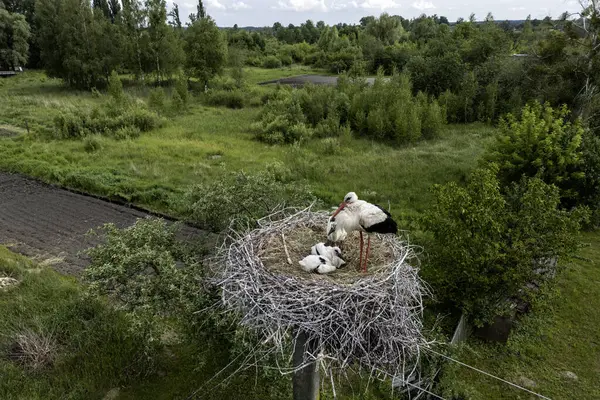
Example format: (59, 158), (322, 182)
(216, 206), (431, 378)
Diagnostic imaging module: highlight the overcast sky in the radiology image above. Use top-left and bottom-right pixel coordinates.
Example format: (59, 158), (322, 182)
(178, 0), (582, 27)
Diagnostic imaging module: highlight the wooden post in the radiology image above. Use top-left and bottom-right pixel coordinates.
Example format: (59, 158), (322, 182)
(293, 331), (319, 400)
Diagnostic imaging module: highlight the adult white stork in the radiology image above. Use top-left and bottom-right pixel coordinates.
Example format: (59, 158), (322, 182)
(327, 192), (397, 272)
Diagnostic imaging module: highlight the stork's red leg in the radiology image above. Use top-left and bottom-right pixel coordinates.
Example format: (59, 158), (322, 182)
(359, 231), (364, 272)
(363, 235), (372, 273)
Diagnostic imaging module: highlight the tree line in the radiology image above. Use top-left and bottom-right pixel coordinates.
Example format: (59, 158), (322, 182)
(1, 0), (226, 88)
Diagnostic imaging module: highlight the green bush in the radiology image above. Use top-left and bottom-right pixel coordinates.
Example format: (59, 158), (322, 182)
(485, 102), (585, 206)
(423, 166), (585, 325)
(174, 74), (189, 105)
(180, 170), (318, 232)
(205, 89), (245, 109)
(581, 131), (600, 227)
(148, 88), (167, 113)
(253, 72), (446, 146)
(263, 55), (282, 69)
(171, 91), (184, 114)
(85, 218), (198, 315)
(52, 99), (161, 140)
(421, 99), (444, 140)
(83, 135), (102, 152)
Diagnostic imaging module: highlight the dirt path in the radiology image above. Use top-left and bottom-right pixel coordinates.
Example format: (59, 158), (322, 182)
(0, 173), (200, 275)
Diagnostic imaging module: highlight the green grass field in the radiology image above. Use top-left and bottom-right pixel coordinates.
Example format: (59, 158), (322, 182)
(1, 69), (599, 399)
(0, 71), (495, 223)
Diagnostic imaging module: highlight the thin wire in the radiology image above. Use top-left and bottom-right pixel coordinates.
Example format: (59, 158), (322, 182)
(426, 349), (552, 400)
(400, 380), (448, 400)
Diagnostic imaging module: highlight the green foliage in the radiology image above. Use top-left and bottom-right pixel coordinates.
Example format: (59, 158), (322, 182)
(53, 97), (161, 139)
(148, 87), (167, 112)
(170, 90), (184, 113)
(174, 74), (189, 105)
(85, 218), (199, 316)
(581, 131), (600, 226)
(0, 8), (30, 69)
(144, 0), (185, 83)
(204, 89), (245, 109)
(423, 167), (585, 325)
(35, 0), (124, 88)
(184, 16), (227, 85)
(180, 169), (318, 232)
(83, 135), (102, 152)
(262, 55), (282, 69)
(485, 102), (585, 205)
(107, 70), (124, 103)
(253, 73), (445, 145)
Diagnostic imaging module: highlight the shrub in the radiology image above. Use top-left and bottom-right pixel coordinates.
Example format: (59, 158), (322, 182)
(83, 135), (102, 152)
(263, 55), (282, 69)
(485, 102), (585, 206)
(85, 218), (199, 315)
(54, 110), (87, 138)
(205, 89), (245, 109)
(147, 88), (167, 113)
(107, 70), (124, 104)
(421, 99), (444, 140)
(52, 100), (161, 140)
(581, 131), (600, 227)
(171, 91), (184, 114)
(181, 170), (318, 232)
(113, 126), (141, 140)
(423, 167), (585, 325)
(174, 74), (189, 105)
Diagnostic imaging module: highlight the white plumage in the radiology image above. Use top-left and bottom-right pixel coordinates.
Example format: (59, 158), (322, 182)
(315, 263), (337, 274)
(310, 242), (345, 268)
(327, 192), (398, 272)
(299, 255), (328, 272)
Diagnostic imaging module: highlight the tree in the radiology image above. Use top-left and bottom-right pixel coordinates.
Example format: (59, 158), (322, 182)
(188, 0), (204, 23)
(168, 3), (182, 31)
(121, 0), (145, 78)
(366, 13), (405, 45)
(0, 7), (30, 70)
(423, 167), (583, 325)
(485, 102), (585, 205)
(144, 0), (184, 83)
(184, 16), (226, 87)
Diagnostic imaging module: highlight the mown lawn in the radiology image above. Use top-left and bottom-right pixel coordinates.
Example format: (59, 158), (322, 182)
(437, 231), (600, 400)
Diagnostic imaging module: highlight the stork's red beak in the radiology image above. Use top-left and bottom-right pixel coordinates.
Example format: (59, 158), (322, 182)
(332, 202), (346, 217)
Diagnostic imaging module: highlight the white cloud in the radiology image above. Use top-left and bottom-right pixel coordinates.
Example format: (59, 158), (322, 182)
(231, 1), (251, 9)
(509, 6), (525, 11)
(206, 0), (227, 10)
(358, 0), (400, 9)
(275, 0), (328, 11)
(412, 0), (435, 10)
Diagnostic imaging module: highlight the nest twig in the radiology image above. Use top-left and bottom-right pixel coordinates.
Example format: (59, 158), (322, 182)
(215, 206), (432, 380)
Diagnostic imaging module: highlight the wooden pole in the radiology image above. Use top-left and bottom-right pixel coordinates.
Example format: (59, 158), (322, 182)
(293, 331), (319, 400)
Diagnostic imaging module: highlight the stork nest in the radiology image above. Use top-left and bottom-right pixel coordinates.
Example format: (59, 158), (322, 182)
(216, 206), (431, 379)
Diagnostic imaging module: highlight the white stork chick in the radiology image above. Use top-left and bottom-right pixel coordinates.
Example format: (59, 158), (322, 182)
(298, 255), (338, 275)
(310, 242), (346, 268)
(327, 192), (398, 273)
(299, 255), (328, 273)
